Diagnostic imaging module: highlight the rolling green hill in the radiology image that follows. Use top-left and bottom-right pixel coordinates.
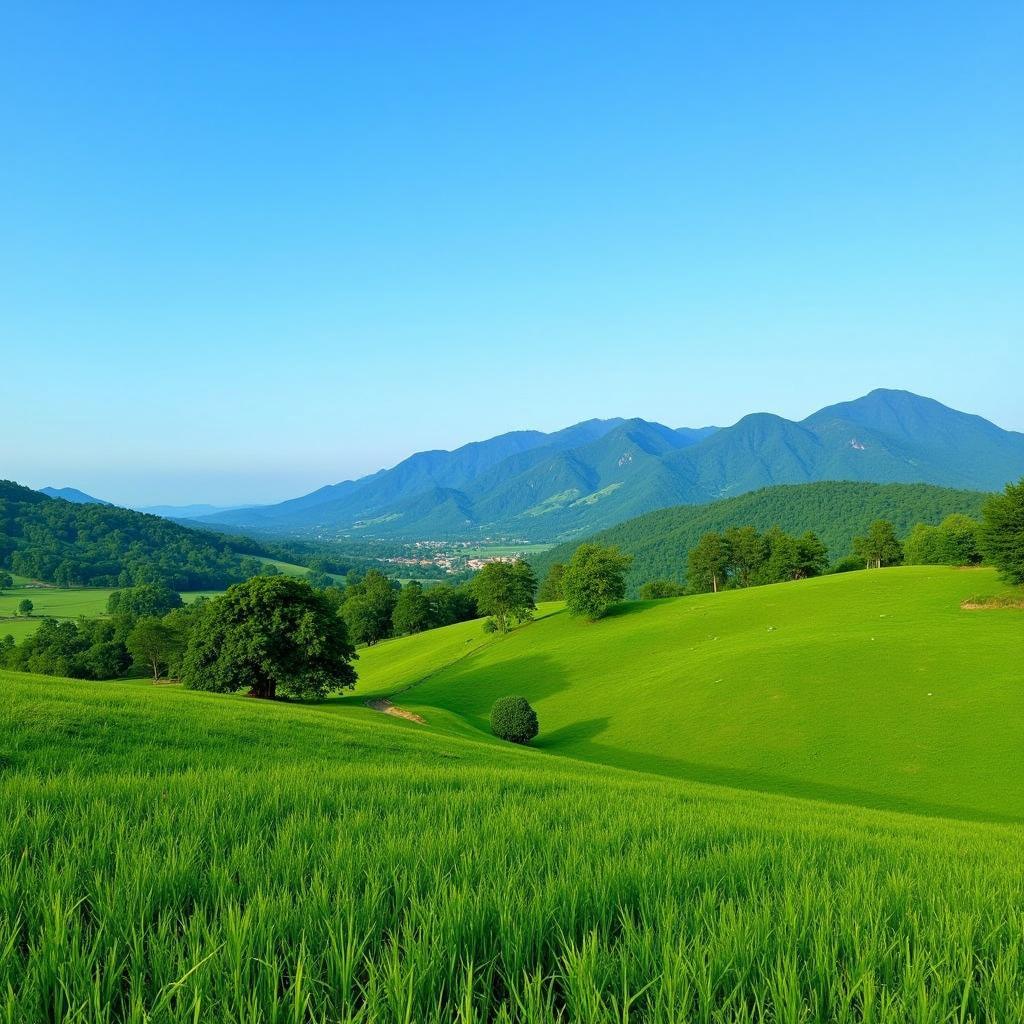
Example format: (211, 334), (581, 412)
(4, 663), (1024, 1021)
(355, 566), (1023, 821)
(532, 480), (989, 593)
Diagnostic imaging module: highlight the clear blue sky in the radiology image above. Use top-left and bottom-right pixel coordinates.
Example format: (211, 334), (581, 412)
(2, 2), (1021, 506)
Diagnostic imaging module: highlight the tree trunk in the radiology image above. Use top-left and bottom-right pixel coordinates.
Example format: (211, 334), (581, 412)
(712, 574), (718, 593)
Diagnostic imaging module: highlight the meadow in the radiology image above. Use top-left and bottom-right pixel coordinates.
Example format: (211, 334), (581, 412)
(4, 565), (1023, 1021)
(3, 669), (1024, 1023)
(0, 585), (222, 641)
(355, 567), (1024, 821)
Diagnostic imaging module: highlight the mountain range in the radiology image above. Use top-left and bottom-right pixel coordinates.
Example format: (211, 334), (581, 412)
(192, 389), (1024, 542)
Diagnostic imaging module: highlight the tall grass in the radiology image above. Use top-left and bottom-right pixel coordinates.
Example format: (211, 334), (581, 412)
(2, 671), (1023, 1022)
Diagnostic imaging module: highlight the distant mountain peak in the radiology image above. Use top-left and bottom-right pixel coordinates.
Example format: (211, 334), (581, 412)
(191, 390), (1024, 542)
(39, 486), (110, 505)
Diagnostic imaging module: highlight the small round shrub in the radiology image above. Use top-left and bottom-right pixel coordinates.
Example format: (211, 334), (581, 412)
(490, 696), (539, 744)
(482, 617), (498, 634)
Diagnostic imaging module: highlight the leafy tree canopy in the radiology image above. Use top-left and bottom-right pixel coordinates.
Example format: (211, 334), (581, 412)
(852, 520), (903, 569)
(472, 560), (537, 633)
(181, 576), (358, 699)
(979, 478), (1024, 585)
(490, 696), (539, 744)
(562, 544), (632, 620)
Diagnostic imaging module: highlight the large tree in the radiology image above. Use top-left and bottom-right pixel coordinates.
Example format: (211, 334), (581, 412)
(181, 576), (357, 699)
(0, 571), (12, 593)
(562, 544), (631, 620)
(472, 560), (537, 633)
(852, 520), (903, 569)
(687, 532), (730, 593)
(979, 479), (1024, 584)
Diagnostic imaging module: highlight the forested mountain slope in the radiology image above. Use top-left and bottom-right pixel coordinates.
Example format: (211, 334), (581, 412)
(0, 480), (265, 589)
(532, 480), (989, 593)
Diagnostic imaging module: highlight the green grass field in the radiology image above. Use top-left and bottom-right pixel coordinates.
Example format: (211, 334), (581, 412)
(355, 567), (1024, 821)
(3, 566), (1023, 1020)
(3, 668), (1024, 1022)
(0, 586), (222, 641)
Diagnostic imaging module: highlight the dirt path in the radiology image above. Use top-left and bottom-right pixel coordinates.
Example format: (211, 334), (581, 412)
(365, 698), (427, 725)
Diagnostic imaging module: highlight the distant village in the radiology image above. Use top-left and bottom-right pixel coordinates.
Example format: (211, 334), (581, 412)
(379, 539), (527, 574)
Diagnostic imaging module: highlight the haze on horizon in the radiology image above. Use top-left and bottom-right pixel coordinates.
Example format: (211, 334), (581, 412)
(3, 4), (1021, 507)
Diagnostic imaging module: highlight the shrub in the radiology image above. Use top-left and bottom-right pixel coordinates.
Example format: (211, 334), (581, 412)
(639, 579), (686, 599)
(490, 696), (539, 744)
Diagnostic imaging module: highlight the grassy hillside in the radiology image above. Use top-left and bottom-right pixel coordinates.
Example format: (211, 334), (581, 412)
(0, 586), (219, 641)
(357, 567), (1024, 821)
(4, 669), (1024, 1021)
(533, 481), (989, 593)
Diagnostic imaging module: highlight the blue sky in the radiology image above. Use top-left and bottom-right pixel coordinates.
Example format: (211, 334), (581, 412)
(2, 2), (1021, 506)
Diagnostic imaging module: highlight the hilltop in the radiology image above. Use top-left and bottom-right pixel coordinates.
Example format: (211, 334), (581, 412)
(192, 389), (1024, 542)
(355, 566), (1024, 821)
(532, 480), (990, 593)
(38, 485), (110, 505)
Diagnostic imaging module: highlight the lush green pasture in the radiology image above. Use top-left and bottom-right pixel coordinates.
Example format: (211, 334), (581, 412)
(0, 586), (221, 641)
(359, 567), (1024, 820)
(3, 670), (1024, 1023)
(0, 585), (116, 620)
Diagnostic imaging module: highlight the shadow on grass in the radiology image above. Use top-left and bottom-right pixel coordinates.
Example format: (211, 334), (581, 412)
(534, 716), (610, 749)
(540, 737), (1024, 826)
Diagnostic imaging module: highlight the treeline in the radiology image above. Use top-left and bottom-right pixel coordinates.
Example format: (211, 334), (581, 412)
(538, 479), (1024, 599)
(331, 573), (479, 645)
(532, 481), (989, 595)
(0, 571), (482, 681)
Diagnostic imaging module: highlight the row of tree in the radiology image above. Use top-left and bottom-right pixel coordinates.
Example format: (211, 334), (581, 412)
(682, 526), (829, 594)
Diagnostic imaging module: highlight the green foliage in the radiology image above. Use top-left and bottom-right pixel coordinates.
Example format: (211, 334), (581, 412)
(392, 580), (431, 635)
(489, 695), (539, 743)
(979, 478), (1024, 584)
(905, 513), (982, 566)
(107, 583), (183, 625)
(852, 519), (904, 569)
(472, 560), (537, 632)
(17, 598), (32, 616)
(562, 544), (631, 620)
(534, 482), (989, 595)
(181, 576), (357, 699)
(0, 617), (129, 679)
(0, 571), (12, 592)
(686, 526), (828, 594)
(125, 617), (184, 681)
(423, 582), (478, 629)
(537, 562), (565, 601)
(639, 579), (686, 599)
(0, 479), (270, 589)
(341, 570), (399, 645)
